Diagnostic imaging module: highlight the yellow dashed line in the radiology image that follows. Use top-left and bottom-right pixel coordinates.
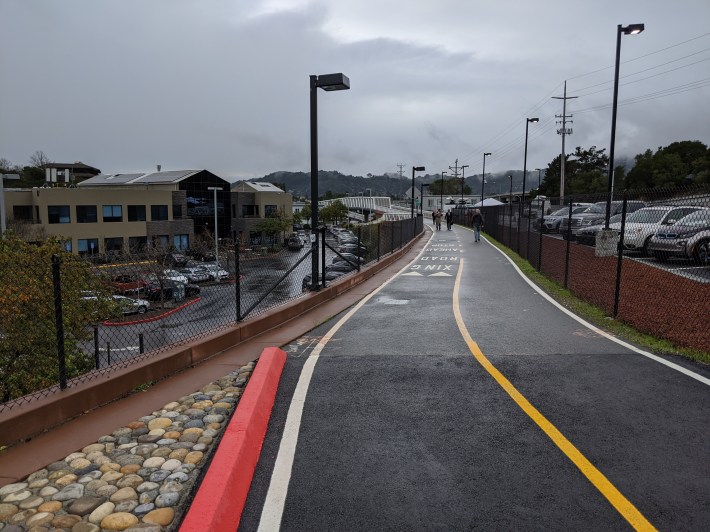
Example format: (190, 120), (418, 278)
(453, 258), (656, 531)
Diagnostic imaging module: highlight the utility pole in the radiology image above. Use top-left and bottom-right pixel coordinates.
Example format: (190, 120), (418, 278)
(448, 159), (460, 200)
(396, 163), (405, 180)
(552, 81), (577, 204)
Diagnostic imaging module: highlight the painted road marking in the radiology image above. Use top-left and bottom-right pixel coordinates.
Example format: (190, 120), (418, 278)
(257, 227), (435, 531)
(452, 258), (656, 531)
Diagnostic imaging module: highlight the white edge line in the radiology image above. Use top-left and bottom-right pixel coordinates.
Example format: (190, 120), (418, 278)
(478, 233), (710, 387)
(257, 230), (435, 531)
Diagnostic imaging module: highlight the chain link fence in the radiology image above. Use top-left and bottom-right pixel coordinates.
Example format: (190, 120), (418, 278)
(0, 216), (423, 411)
(455, 184), (710, 353)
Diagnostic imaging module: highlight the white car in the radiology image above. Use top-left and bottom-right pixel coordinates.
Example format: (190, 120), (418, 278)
(112, 295), (151, 315)
(161, 269), (188, 284)
(609, 205), (703, 255)
(202, 264), (230, 281)
(179, 266), (212, 283)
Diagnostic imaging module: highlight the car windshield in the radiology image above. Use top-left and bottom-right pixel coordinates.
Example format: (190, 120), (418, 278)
(551, 208), (569, 216)
(585, 204), (606, 214)
(625, 209), (668, 224)
(675, 210), (710, 227)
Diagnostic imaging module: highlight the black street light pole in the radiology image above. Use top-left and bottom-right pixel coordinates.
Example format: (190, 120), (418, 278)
(508, 174), (513, 212)
(481, 152), (491, 205)
(411, 166), (425, 217)
(460, 165), (468, 204)
(522, 118), (538, 207)
(440, 171), (447, 210)
(536, 168), (542, 191)
(605, 23), (644, 229)
(309, 72), (350, 290)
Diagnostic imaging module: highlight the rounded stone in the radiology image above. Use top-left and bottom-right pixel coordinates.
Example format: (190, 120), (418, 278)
(156, 438), (177, 445)
(0, 484), (28, 497)
(82, 443), (105, 454)
(132, 427), (149, 437)
(94, 455), (112, 466)
(67, 496), (106, 516)
(166, 472), (188, 483)
(168, 449), (188, 461)
(160, 459), (182, 471)
(118, 442), (138, 450)
(75, 464), (101, 477)
(114, 500), (138, 513)
(137, 467), (157, 478)
(143, 507), (175, 526)
(3, 489), (31, 503)
(69, 457), (92, 470)
(137, 434), (162, 444)
(179, 433), (200, 443)
(139, 490), (158, 504)
(154, 492), (180, 508)
(26, 511), (54, 527)
(147, 428), (165, 437)
(100, 512), (139, 530)
(133, 502), (155, 515)
(0, 503), (19, 519)
(136, 482), (159, 494)
(27, 470), (49, 482)
(148, 470), (171, 483)
(28, 478), (49, 489)
(109, 487), (137, 503)
(8, 508), (37, 524)
(183, 420), (204, 429)
(95, 485), (119, 498)
(163, 401), (180, 410)
(51, 483), (84, 501)
(192, 400), (213, 410)
(101, 471), (124, 483)
(142, 457), (165, 469)
(158, 481), (182, 494)
(206, 423), (223, 430)
(147, 418), (172, 431)
(192, 443), (208, 452)
(55, 473), (79, 487)
(184, 451), (204, 465)
(100, 463), (120, 473)
(38, 486), (58, 497)
(163, 431), (181, 439)
(151, 447), (172, 458)
(85, 451), (105, 463)
(183, 409), (205, 419)
(51, 513), (83, 528)
(116, 474), (144, 489)
(88, 501), (115, 524)
(37, 500), (62, 513)
(115, 454), (144, 467)
(126, 421), (145, 430)
(18, 495), (43, 509)
(112, 427), (132, 438)
(203, 428), (219, 438)
(47, 460), (69, 472)
(85, 480), (108, 494)
(119, 464), (141, 475)
(169, 442), (193, 450)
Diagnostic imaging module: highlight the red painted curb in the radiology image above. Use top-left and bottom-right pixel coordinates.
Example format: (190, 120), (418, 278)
(102, 297), (201, 327)
(179, 346), (287, 532)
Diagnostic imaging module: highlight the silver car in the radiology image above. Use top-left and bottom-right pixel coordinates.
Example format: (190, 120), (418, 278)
(647, 208), (710, 263)
(541, 204), (593, 233)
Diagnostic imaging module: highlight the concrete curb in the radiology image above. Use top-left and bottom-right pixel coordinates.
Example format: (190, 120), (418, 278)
(179, 346), (287, 532)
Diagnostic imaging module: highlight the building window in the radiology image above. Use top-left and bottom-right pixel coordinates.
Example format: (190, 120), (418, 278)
(173, 234), (189, 250)
(12, 205), (32, 221)
(78, 238), (99, 256)
(128, 205), (146, 222)
(172, 204), (183, 219)
(265, 205), (278, 217)
(48, 205), (70, 224)
(76, 205), (98, 223)
(153, 235), (169, 249)
(151, 205), (169, 221)
(63, 240), (72, 252)
(242, 205), (259, 217)
(104, 237), (123, 254)
(102, 205), (123, 222)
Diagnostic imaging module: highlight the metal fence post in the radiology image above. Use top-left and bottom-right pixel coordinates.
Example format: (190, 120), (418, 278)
(106, 342), (111, 366)
(537, 200), (545, 272)
(93, 326), (100, 369)
(564, 198), (573, 289)
(51, 255), (67, 390)
(321, 226), (327, 287)
(236, 236), (242, 321)
(377, 224), (381, 261)
(613, 195), (628, 318)
(139, 333), (144, 354)
(526, 201), (532, 260)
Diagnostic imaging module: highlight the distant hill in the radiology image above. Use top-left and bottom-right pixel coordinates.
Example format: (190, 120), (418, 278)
(253, 170), (527, 199)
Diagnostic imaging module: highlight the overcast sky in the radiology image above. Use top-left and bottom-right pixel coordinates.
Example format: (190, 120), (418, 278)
(1, 0), (709, 182)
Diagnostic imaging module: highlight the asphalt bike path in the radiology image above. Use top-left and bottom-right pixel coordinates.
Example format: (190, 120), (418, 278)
(239, 224), (710, 531)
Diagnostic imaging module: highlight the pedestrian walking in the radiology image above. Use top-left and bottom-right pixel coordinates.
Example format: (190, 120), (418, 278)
(445, 210), (453, 230)
(472, 209), (484, 242)
(433, 209), (442, 231)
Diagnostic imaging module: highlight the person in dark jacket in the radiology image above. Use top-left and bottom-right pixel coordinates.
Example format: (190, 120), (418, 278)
(445, 210), (453, 230)
(472, 209), (484, 242)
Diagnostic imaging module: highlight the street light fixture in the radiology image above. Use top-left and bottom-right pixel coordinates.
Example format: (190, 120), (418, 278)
(480, 152), (491, 206)
(207, 187), (221, 274)
(605, 23), (644, 228)
(310, 72), (350, 290)
(440, 171), (447, 210)
(411, 166), (425, 217)
(460, 165), (469, 204)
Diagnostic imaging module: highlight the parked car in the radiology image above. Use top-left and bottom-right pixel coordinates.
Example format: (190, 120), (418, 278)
(201, 264), (230, 281)
(332, 252), (365, 265)
(302, 271), (345, 291)
(326, 261), (358, 274)
(540, 204), (593, 233)
(112, 295), (151, 315)
(144, 280), (200, 301)
(575, 214), (624, 246)
(186, 248), (216, 262)
(338, 243), (367, 256)
(559, 201), (646, 240)
(162, 269), (189, 284)
(647, 208), (710, 264)
(110, 274), (147, 295)
(178, 266), (212, 283)
(287, 233), (304, 251)
(609, 205), (704, 255)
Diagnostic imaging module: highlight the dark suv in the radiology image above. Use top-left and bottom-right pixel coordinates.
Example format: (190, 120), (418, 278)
(559, 201), (646, 240)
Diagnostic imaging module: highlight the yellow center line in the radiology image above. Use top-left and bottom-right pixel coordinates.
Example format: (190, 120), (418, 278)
(453, 258), (656, 531)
